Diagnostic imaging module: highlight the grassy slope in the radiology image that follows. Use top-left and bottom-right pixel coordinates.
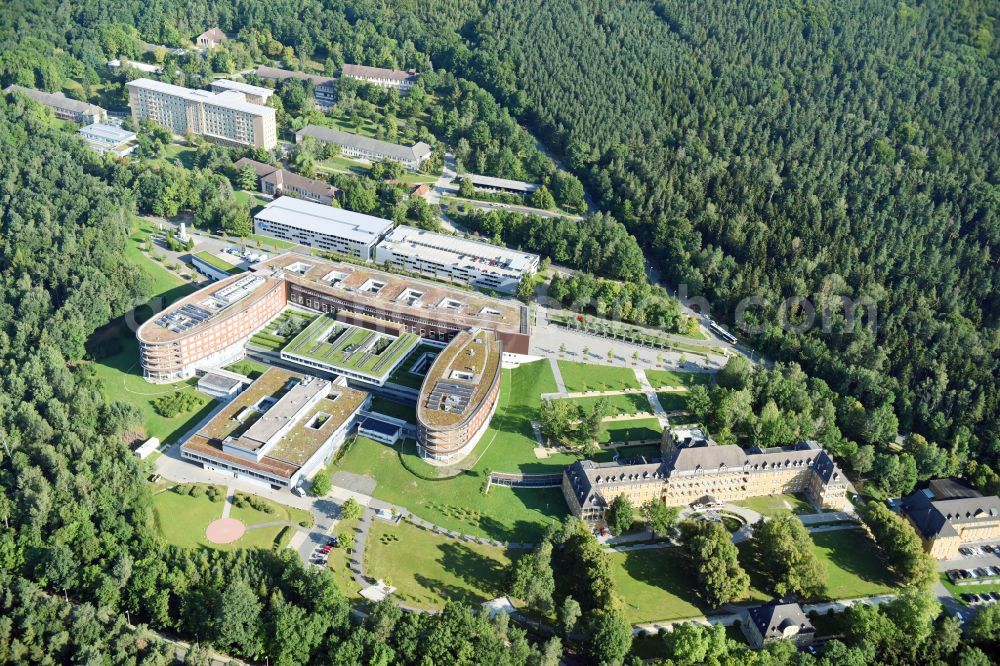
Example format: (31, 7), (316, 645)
(335, 361), (574, 542)
(557, 360), (640, 392)
(365, 519), (515, 610)
(612, 528), (895, 623)
(89, 220), (209, 443)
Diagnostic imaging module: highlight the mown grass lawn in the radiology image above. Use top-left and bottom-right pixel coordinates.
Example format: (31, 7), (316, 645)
(558, 392), (652, 416)
(808, 529), (896, 599)
(610, 547), (768, 623)
(365, 519), (516, 611)
(558, 360), (640, 392)
(88, 220), (212, 444)
(327, 515), (362, 601)
(656, 392), (690, 412)
(154, 486), (283, 550)
(334, 361), (573, 542)
(600, 418), (663, 444)
(154, 485), (310, 551)
(644, 369), (713, 388)
(90, 337), (217, 444)
(733, 493), (815, 516)
(229, 493), (314, 528)
(250, 233), (296, 250)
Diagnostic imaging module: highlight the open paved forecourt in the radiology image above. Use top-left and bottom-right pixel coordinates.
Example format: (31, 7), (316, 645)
(529, 305), (730, 373)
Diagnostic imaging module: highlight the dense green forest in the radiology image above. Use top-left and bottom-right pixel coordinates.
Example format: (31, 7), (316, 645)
(448, 0), (1000, 475)
(2, 0), (1000, 662)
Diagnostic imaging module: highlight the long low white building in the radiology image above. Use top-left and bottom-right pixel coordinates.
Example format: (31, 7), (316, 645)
(253, 196), (393, 260)
(295, 125), (431, 170)
(374, 226), (539, 294)
(126, 78), (276, 148)
(79, 123), (137, 157)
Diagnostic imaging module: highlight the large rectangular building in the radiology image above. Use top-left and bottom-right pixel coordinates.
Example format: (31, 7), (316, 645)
(181, 368), (369, 489)
(126, 78), (277, 148)
(4, 85), (106, 124)
(253, 196), (392, 260)
(563, 430), (850, 526)
(374, 226), (539, 294)
(341, 64), (418, 93)
(262, 253), (532, 354)
(900, 479), (1000, 559)
(210, 78), (274, 106)
(295, 125), (431, 171)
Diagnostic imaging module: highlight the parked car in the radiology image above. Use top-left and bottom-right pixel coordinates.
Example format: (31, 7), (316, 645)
(976, 568), (991, 578)
(960, 547), (973, 556)
(989, 566), (1000, 576)
(980, 594), (994, 603)
(991, 592), (1000, 601)
(958, 569), (971, 579)
(961, 593), (978, 604)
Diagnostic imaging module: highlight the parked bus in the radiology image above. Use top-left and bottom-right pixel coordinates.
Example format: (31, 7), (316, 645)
(707, 319), (738, 344)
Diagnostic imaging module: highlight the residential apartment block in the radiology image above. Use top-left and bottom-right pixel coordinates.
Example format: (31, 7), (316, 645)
(295, 125), (431, 170)
(900, 478), (1000, 559)
(255, 66), (337, 107)
(234, 158), (338, 205)
(341, 64), (418, 93)
(126, 78), (277, 148)
(563, 429), (850, 526)
(374, 225), (539, 294)
(252, 196), (392, 260)
(4, 85), (106, 124)
(210, 78), (274, 105)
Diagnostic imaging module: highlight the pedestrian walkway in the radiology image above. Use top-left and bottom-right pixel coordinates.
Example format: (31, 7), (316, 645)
(221, 486), (235, 518)
(548, 357), (568, 395)
(635, 368), (670, 429)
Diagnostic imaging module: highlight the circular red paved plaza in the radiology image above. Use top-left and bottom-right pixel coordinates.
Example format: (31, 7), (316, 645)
(205, 518), (246, 544)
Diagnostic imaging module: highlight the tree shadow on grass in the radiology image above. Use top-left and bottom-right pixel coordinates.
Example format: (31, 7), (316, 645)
(436, 540), (507, 599)
(413, 573), (480, 607)
(812, 530), (895, 589)
(618, 548), (716, 618)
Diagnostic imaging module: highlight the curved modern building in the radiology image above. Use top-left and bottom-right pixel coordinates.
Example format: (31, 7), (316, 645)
(416, 329), (502, 463)
(136, 273), (285, 383)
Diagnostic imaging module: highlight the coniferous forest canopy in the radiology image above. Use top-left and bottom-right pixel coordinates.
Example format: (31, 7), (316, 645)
(0, 0), (999, 663)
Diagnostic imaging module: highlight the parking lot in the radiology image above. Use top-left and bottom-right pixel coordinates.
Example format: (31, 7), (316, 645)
(307, 533), (341, 568)
(941, 542), (1000, 609)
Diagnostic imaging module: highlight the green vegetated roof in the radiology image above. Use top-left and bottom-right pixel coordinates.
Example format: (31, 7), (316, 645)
(195, 251), (243, 274)
(283, 313), (418, 379)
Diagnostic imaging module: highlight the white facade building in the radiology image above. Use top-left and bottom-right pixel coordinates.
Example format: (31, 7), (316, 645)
(253, 196), (393, 260)
(79, 123), (137, 157)
(374, 226), (540, 294)
(209, 78), (274, 105)
(126, 78), (276, 148)
(341, 64), (418, 93)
